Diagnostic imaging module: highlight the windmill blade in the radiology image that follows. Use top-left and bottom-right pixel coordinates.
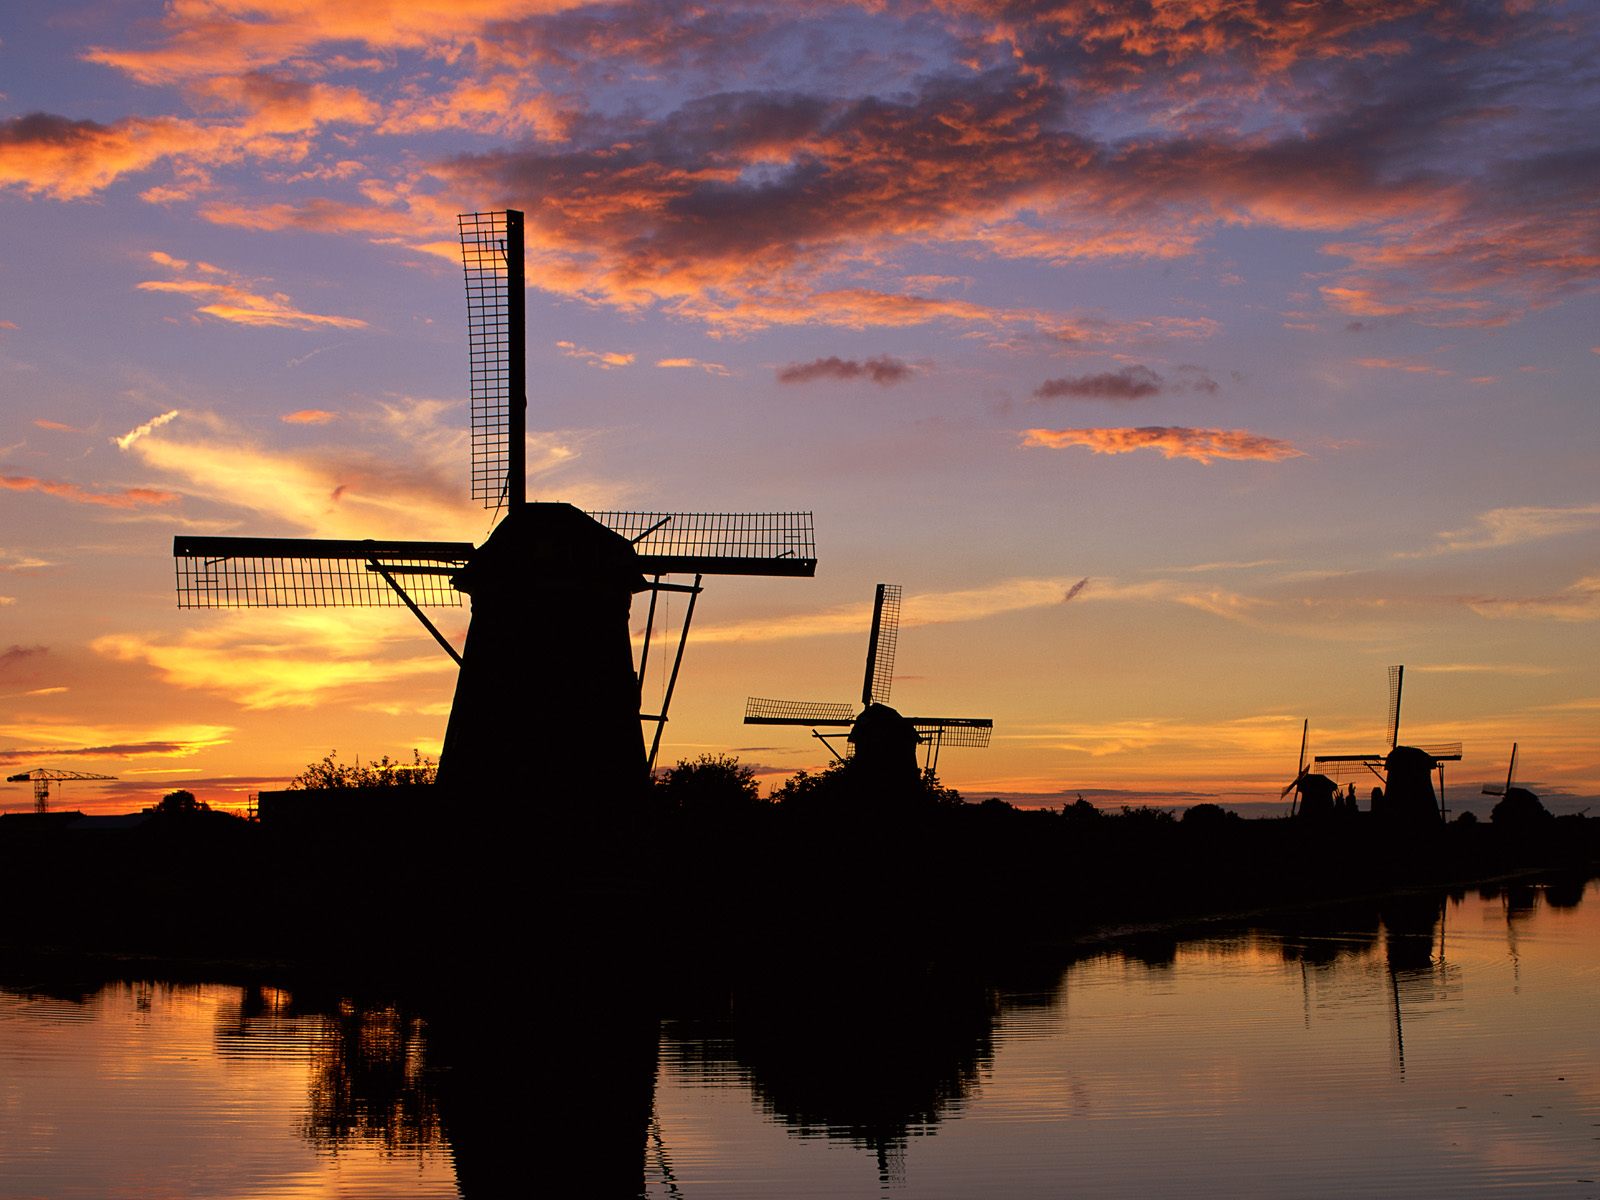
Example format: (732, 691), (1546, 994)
(174, 536), (472, 608)
(1282, 718), (1310, 797)
(1386, 664), (1404, 750)
(591, 511), (817, 577)
(744, 697), (856, 726)
(1484, 741), (1517, 795)
(861, 583), (902, 706)
(459, 209), (524, 509)
(1415, 743), (1462, 761)
(906, 717), (992, 748)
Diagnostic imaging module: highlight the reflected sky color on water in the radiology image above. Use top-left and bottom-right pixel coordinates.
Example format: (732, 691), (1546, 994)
(650, 882), (1600, 1198)
(0, 984), (458, 1199)
(2, 880), (1598, 1198)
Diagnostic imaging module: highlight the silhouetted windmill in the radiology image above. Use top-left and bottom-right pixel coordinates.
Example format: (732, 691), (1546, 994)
(744, 583), (992, 774)
(173, 209), (817, 799)
(6, 768), (117, 814)
(1313, 665), (1462, 823)
(1280, 720), (1343, 819)
(1482, 742), (1518, 800)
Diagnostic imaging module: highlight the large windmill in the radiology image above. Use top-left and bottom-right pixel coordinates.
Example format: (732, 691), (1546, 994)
(743, 583), (992, 776)
(1312, 665), (1462, 823)
(173, 209), (817, 800)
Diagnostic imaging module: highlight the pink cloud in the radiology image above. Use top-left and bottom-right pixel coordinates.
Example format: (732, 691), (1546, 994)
(1022, 427), (1305, 464)
(1, 474), (179, 508)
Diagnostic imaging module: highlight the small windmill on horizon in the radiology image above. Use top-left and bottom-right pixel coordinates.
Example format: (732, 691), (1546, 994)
(172, 209), (818, 799)
(1313, 665), (1463, 823)
(744, 583), (993, 776)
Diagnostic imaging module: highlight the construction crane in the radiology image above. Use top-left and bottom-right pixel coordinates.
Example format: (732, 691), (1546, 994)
(5, 769), (117, 815)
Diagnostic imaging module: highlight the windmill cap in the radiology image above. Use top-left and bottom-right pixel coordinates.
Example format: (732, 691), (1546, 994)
(453, 502), (646, 596)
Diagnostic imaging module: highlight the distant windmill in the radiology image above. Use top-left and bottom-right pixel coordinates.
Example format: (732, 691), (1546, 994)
(1482, 742), (1518, 800)
(744, 583), (993, 775)
(6, 768), (117, 815)
(1313, 665), (1462, 823)
(1280, 720), (1343, 819)
(173, 209), (818, 798)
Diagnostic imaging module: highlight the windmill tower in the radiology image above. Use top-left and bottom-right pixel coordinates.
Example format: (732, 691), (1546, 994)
(173, 209), (817, 803)
(744, 583), (993, 777)
(6, 768), (117, 814)
(1280, 721), (1342, 818)
(1313, 665), (1462, 824)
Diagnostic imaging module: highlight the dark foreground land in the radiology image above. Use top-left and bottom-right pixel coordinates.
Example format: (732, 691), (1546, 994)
(1, 785), (1595, 973)
(2, 791), (1596, 1199)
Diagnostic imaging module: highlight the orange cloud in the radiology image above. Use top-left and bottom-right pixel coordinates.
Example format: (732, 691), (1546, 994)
(0, 475), (179, 508)
(555, 340), (634, 368)
(32, 418), (81, 433)
(656, 357), (729, 375)
(1356, 357), (1452, 376)
(281, 409), (339, 424)
(1021, 427), (1305, 464)
(1466, 576), (1600, 623)
(137, 255), (367, 330)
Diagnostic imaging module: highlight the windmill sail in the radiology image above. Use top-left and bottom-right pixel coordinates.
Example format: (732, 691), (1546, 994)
(908, 718), (992, 747)
(1386, 664), (1404, 750)
(458, 209), (524, 509)
(861, 583), (901, 706)
(594, 511), (817, 577)
(174, 536), (472, 608)
(744, 697), (857, 726)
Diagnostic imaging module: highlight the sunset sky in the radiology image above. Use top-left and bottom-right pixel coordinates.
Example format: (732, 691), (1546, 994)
(2, 0), (1596, 816)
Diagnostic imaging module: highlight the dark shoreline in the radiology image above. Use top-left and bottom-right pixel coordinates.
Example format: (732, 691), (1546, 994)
(2, 801), (1595, 988)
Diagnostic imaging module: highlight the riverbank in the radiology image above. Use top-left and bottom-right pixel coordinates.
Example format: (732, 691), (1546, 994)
(1, 796), (1595, 979)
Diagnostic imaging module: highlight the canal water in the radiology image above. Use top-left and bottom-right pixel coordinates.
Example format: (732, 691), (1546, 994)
(3, 879), (1597, 1198)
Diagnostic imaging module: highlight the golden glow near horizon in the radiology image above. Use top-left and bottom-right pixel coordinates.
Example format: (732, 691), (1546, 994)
(1, 2), (1597, 815)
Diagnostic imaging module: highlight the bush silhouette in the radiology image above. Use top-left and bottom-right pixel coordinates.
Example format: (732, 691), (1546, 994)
(288, 750), (437, 790)
(658, 753), (763, 817)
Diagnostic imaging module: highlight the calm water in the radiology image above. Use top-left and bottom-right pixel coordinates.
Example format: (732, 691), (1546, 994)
(3, 880), (1598, 1198)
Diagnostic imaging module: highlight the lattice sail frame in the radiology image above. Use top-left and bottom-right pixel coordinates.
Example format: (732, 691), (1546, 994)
(593, 511), (817, 576)
(909, 719), (993, 748)
(744, 697), (857, 726)
(1386, 664), (1404, 750)
(174, 537), (472, 608)
(459, 210), (518, 508)
(862, 583), (901, 706)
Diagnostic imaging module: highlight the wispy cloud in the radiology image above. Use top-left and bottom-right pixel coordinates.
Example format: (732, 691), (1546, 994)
(0, 474), (179, 508)
(1403, 503), (1600, 557)
(33, 418), (81, 433)
(281, 409), (338, 425)
(1466, 575), (1600, 623)
(1033, 366), (1162, 401)
(1022, 427), (1304, 464)
(777, 355), (913, 386)
(114, 408), (180, 450)
(93, 610), (458, 710)
(691, 576), (1085, 644)
(137, 259), (368, 330)
(556, 340), (634, 369)
(1355, 356), (1452, 376)
(0, 721), (234, 768)
(655, 357), (729, 376)
(113, 399), (481, 541)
